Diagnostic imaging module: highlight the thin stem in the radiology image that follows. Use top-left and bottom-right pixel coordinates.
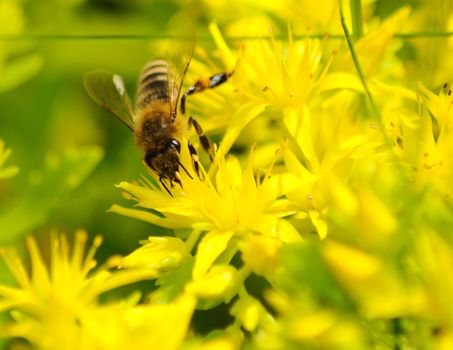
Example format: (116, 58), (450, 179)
(185, 229), (202, 252)
(339, 0), (406, 180)
(1, 31), (453, 41)
(350, 0), (364, 39)
(339, 0), (380, 123)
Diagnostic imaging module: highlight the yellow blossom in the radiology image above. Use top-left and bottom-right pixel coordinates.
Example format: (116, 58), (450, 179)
(283, 104), (383, 238)
(322, 241), (428, 318)
(0, 231), (157, 348)
(415, 231), (453, 326)
(409, 82), (453, 198)
(265, 289), (367, 349)
(111, 143), (301, 284)
(237, 235), (281, 276)
(81, 294), (196, 350)
(119, 236), (190, 273)
(185, 264), (239, 301)
(230, 295), (263, 332)
(188, 23), (363, 162)
(186, 329), (243, 350)
(189, 19), (409, 244)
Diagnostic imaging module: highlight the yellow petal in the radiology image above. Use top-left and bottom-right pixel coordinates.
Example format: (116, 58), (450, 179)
(230, 295), (261, 332)
(357, 189), (397, 241)
(238, 235), (281, 276)
(120, 236), (189, 272)
(309, 210), (328, 239)
(186, 265), (239, 300)
(288, 310), (336, 340)
(320, 72), (363, 92)
(322, 241), (381, 280)
(193, 231), (234, 280)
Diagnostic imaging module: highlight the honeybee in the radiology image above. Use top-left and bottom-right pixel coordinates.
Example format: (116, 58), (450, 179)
(84, 43), (232, 195)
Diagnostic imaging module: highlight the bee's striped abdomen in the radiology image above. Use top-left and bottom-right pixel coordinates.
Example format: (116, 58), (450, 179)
(136, 60), (171, 111)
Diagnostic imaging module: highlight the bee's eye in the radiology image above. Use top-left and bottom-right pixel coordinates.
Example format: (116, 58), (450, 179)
(169, 139), (181, 153)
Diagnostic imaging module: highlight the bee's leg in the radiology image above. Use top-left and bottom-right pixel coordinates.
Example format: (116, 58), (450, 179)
(159, 176), (173, 197)
(179, 71), (233, 117)
(188, 141), (200, 176)
(189, 116), (214, 161)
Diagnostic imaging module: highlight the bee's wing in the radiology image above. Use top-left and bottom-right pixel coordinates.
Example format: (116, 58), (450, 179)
(165, 18), (196, 117)
(84, 70), (135, 131)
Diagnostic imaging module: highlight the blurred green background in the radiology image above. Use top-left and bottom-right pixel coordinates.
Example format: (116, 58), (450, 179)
(1, 0), (452, 257)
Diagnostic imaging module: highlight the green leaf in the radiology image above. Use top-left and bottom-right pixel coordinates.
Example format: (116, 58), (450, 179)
(0, 146), (103, 243)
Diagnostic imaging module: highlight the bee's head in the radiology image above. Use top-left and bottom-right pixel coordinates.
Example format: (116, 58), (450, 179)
(145, 139), (181, 184)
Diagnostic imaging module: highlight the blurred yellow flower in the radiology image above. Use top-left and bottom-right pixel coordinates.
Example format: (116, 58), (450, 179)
(186, 329), (243, 350)
(322, 240), (427, 318)
(237, 235), (281, 276)
(412, 82), (453, 198)
(0, 231), (157, 349)
(230, 295), (263, 332)
(265, 289), (367, 349)
(81, 294), (196, 350)
(416, 231), (453, 327)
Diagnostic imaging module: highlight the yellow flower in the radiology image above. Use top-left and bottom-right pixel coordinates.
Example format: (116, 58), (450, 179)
(188, 25), (390, 244)
(274, 9), (418, 242)
(0, 139), (19, 179)
(410, 82), (453, 198)
(0, 231), (156, 349)
(188, 24), (363, 162)
(335, 7), (408, 81)
(322, 241), (427, 318)
(234, 31), (333, 112)
(265, 289), (366, 349)
(81, 294), (196, 350)
(119, 236), (190, 273)
(111, 144), (301, 286)
(230, 295), (264, 332)
(416, 231), (453, 326)
(237, 235), (281, 276)
(282, 103), (383, 238)
(185, 329), (243, 350)
(185, 264), (239, 300)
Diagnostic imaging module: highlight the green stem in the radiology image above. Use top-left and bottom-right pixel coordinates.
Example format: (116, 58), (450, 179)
(339, 0), (380, 123)
(392, 318), (403, 350)
(1, 31), (453, 41)
(350, 0), (364, 39)
(339, 0), (407, 181)
(185, 230), (202, 252)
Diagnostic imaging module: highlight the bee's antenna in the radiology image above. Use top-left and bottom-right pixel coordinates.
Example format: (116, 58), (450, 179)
(177, 161), (193, 179)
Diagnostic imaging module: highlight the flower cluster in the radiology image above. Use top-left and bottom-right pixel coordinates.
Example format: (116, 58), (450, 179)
(2, 2), (453, 349)
(108, 15), (453, 348)
(0, 231), (195, 350)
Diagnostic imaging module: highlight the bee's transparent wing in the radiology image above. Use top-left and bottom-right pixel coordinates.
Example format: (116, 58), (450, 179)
(84, 70), (135, 131)
(165, 16), (196, 117)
